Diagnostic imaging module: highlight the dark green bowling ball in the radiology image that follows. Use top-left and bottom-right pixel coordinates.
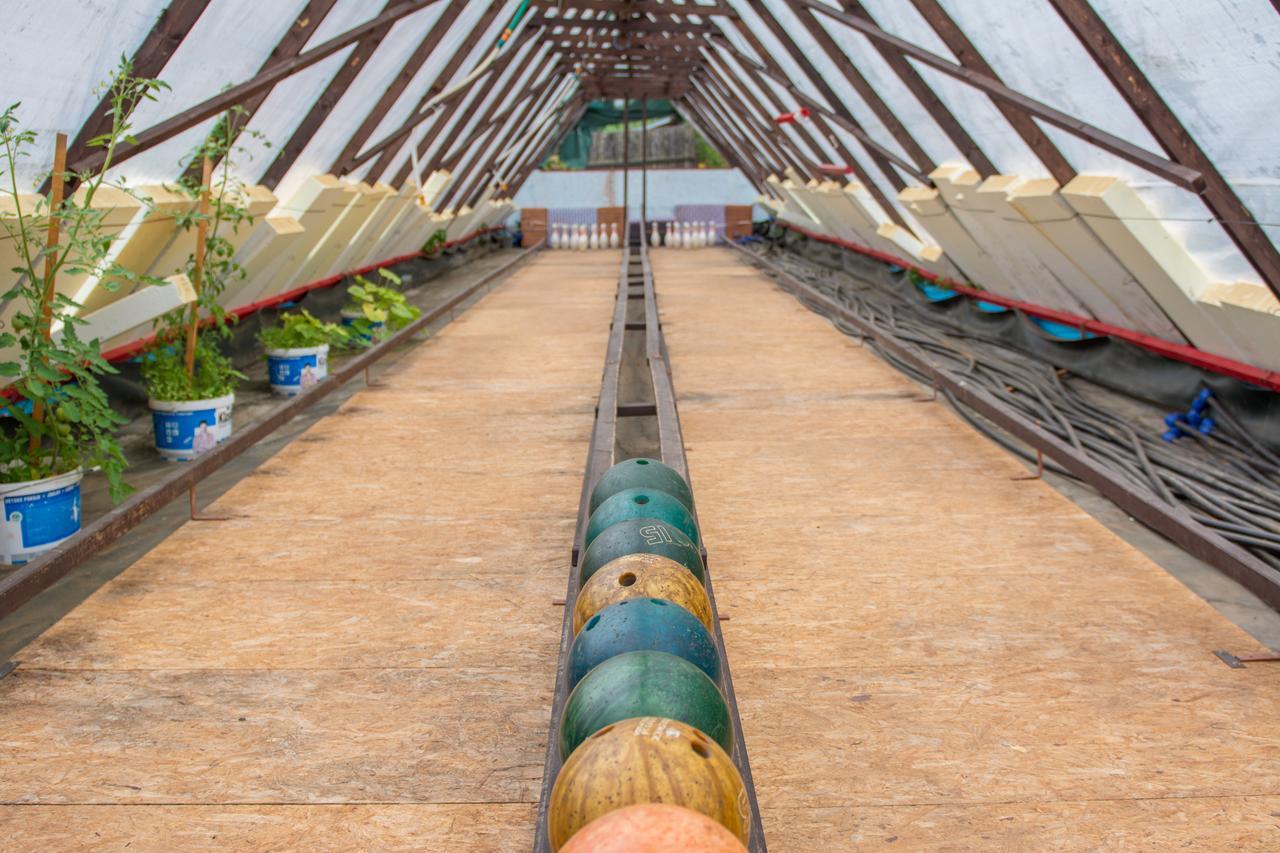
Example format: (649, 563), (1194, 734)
(590, 458), (694, 514)
(568, 598), (721, 688)
(579, 518), (705, 587)
(559, 650), (732, 759)
(586, 489), (699, 550)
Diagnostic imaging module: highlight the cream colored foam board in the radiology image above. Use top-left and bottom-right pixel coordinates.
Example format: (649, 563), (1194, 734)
(420, 169), (452, 211)
(269, 178), (360, 295)
(384, 199), (433, 258)
(76, 185), (191, 315)
(841, 182), (919, 260)
(929, 167), (1027, 298)
(1008, 179), (1186, 342)
(1199, 281), (1280, 370)
(72, 273), (195, 354)
(900, 184), (996, 290)
(143, 183), (275, 287)
(287, 181), (378, 288)
(360, 185), (418, 267)
(874, 223), (958, 279)
(222, 215), (308, 309)
(250, 176), (356, 303)
(331, 182), (398, 275)
(0, 193), (44, 302)
(971, 175), (1093, 315)
(766, 174), (822, 231)
(50, 185), (141, 311)
(445, 206), (475, 243)
(1062, 175), (1247, 360)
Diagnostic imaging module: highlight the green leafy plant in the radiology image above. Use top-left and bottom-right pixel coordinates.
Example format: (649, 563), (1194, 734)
(140, 340), (244, 402)
(421, 228), (448, 256)
(345, 268), (420, 341)
(259, 309), (354, 351)
(144, 102), (261, 402)
(0, 58), (170, 500)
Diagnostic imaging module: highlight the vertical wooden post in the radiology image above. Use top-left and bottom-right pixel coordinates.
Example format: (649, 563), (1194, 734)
(641, 97), (648, 226)
(622, 99), (630, 227)
(29, 132), (68, 453)
(184, 156), (212, 378)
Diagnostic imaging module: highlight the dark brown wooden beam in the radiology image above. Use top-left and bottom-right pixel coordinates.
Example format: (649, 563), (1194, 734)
(70, 0), (446, 176)
(737, 3), (912, 199)
(792, 0), (1202, 190)
(904, 0), (1072, 184)
(542, 19), (714, 34)
(699, 59), (818, 180)
(260, 0), (402, 188)
(678, 93), (770, 192)
(329, 0), (468, 174)
(1047, 0), (1280, 299)
(689, 79), (784, 175)
(840, 0), (996, 176)
(789, 0), (935, 175)
(545, 0), (737, 17)
(463, 75), (575, 207)
(505, 96), (590, 198)
(57, 0), (213, 191)
(361, 3), (509, 180)
(439, 43), (550, 174)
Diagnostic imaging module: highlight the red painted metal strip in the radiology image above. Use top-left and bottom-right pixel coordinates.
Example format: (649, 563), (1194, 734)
(778, 222), (1280, 392)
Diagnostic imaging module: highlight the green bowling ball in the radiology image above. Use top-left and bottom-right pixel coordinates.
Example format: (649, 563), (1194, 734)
(579, 518), (705, 587)
(559, 650), (732, 759)
(586, 488), (699, 550)
(590, 458), (694, 514)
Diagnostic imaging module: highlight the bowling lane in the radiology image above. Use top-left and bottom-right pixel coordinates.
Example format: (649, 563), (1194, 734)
(654, 247), (1280, 851)
(0, 251), (619, 850)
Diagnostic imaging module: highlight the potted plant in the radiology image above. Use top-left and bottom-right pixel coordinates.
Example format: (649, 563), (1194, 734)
(258, 309), (353, 396)
(143, 106), (256, 461)
(0, 63), (166, 561)
(341, 268), (421, 342)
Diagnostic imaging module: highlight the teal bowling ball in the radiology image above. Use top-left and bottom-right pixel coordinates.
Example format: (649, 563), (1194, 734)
(569, 598), (721, 688)
(590, 457), (694, 514)
(585, 488), (699, 549)
(579, 518), (705, 587)
(559, 650), (732, 759)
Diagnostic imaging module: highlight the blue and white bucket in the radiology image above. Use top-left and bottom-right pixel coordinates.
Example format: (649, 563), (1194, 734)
(149, 393), (235, 462)
(0, 468), (83, 565)
(341, 309), (385, 342)
(266, 344), (329, 397)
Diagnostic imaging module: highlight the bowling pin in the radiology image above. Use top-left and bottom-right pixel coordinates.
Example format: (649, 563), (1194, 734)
(610, 222), (620, 248)
(650, 222), (659, 247)
(671, 222), (681, 249)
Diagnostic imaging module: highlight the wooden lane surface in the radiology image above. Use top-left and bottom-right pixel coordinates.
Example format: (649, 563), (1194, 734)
(652, 247), (1280, 851)
(0, 251), (619, 850)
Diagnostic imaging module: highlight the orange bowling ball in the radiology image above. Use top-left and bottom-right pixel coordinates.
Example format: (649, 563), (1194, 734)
(561, 803), (748, 852)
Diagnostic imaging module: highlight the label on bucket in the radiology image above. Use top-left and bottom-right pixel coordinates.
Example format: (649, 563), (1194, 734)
(269, 351), (327, 392)
(341, 315), (385, 341)
(153, 402), (233, 457)
(2, 481), (80, 561)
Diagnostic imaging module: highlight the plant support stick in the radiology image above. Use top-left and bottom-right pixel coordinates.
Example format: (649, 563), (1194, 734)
(28, 132), (67, 455)
(184, 156), (212, 377)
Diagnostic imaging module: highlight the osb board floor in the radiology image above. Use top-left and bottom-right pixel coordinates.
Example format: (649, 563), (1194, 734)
(0, 251), (620, 851)
(651, 248), (1280, 851)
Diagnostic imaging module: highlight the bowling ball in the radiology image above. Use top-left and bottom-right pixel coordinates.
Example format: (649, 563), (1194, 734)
(559, 803), (748, 853)
(579, 518), (704, 587)
(559, 650), (732, 759)
(549, 716), (750, 849)
(574, 553), (712, 634)
(586, 488), (699, 549)
(590, 457), (694, 514)
(569, 598), (720, 688)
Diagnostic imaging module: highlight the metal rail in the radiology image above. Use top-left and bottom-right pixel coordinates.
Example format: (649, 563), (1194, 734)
(534, 227), (766, 851)
(0, 239), (542, 623)
(728, 239), (1280, 613)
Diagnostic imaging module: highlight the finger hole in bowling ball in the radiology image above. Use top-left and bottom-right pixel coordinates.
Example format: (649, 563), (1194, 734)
(635, 460), (650, 465)
(634, 495), (650, 505)
(592, 724), (616, 739)
(619, 573), (637, 586)
(691, 740), (711, 759)
(649, 598), (669, 606)
(584, 615), (600, 631)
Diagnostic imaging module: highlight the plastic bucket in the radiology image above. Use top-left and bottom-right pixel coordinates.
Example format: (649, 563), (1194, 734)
(149, 393), (235, 462)
(341, 309), (385, 341)
(0, 468), (83, 564)
(266, 344), (329, 397)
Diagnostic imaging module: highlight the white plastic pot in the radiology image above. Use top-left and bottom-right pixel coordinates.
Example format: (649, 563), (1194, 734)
(266, 344), (329, 397)
(0, 468), (83, 565)
(149, 393), (235, 462)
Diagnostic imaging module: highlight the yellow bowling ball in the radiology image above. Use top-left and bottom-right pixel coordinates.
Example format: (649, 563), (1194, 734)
(548, 716), (750, 850)
(573, 553), (712, 634)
